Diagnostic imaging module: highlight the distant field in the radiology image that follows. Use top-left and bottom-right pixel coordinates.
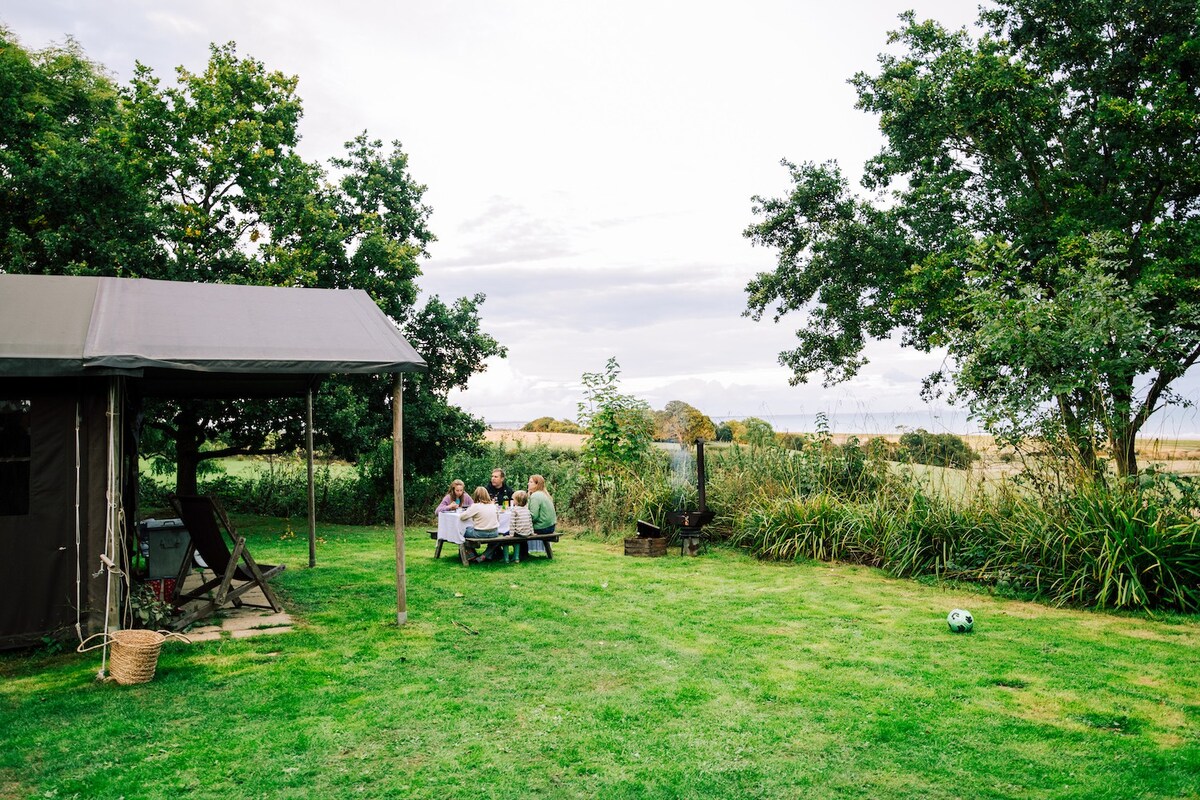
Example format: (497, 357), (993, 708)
(141, 432), (1198, 481)
(484, 429), (1200, 483)
(140, 456), (357, 482)
(484, 429), (587, 449)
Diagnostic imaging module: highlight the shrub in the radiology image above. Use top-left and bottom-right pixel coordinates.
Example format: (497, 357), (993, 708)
(423, 441), (584, 524)
(984, 483), (1200, 612)
(521, 417), (583, 434)
(728, 472), (1200, 613)
(895, 428), (979, 469)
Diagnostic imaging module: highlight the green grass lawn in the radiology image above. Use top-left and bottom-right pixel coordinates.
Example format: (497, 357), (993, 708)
(2, 521), (1198, 799)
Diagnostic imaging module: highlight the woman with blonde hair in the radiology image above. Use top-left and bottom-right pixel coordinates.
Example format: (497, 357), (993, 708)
(527, 474), (556, 535)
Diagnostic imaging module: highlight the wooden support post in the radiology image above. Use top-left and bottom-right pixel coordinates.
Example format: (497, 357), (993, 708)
(306, 386), (316, 568)
(393, 374), (407, 625)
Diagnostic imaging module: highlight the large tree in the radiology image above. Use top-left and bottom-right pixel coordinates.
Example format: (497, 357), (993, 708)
(652, 400), (717, 444)
(744, 0), (1200, 478)
(1, 37), (503, 491)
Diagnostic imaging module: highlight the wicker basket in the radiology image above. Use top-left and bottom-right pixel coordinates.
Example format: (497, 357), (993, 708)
(78, 629), (191, 685)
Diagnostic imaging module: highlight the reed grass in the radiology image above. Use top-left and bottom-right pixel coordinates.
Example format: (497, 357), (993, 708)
(569, 437), (1200, 614)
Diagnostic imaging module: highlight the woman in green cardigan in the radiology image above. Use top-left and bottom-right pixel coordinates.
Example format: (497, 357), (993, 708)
(527, 474), (556, 534)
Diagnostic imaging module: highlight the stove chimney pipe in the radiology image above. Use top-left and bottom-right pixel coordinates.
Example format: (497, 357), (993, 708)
(695, 438), (707, 514)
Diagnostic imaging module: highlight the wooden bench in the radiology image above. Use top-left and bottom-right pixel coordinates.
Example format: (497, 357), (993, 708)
(430, 533), (560, 565)
(427, 529), (561, 564)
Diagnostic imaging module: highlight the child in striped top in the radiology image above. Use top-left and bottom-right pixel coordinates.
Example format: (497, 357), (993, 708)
(507, 490), (534, 563)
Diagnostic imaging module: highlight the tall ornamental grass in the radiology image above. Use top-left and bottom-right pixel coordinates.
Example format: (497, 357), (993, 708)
(986, 483), (1200, 612)
(730, 475), (1200, 613)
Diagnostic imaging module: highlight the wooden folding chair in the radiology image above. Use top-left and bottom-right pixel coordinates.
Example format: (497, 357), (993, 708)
(166, 493), (286, 631)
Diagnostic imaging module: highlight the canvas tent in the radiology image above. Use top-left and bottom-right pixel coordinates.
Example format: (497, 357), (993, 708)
(0, 274), (425, 648)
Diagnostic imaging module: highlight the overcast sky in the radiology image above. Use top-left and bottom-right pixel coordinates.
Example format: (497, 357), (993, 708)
(6, 1), (1197, 436)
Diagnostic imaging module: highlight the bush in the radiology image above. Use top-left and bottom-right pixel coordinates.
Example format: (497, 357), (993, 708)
(983, 482), (1200, 612)
(895, 429), (979, 469)
(521, 417), (583, 434)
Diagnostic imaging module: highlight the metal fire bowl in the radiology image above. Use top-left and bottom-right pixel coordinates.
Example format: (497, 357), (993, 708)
(666, 510), (714, 531)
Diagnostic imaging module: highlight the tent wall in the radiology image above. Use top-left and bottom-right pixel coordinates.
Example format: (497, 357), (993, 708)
(0, 380), (112, 648)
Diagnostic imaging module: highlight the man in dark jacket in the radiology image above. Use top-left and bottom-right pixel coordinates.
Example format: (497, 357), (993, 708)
(486, 468), (514, 507)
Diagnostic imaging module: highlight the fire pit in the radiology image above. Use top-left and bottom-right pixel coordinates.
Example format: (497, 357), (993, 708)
(667, 438), (713, 556)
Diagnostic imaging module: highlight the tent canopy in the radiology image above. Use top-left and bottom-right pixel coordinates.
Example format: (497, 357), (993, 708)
(0, 273), (421, 645)
(0, 274), (426, 394)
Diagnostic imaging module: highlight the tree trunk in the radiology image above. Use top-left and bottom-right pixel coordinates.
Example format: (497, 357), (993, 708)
(1057, 395), (1102, 479)
(1110, 424), (1138, 480)
(1107, 374), (1139, 480)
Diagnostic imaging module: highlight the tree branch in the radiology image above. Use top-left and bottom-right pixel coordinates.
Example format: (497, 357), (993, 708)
(196, 445), (293, 462)
(1133, 340), (1200, 432)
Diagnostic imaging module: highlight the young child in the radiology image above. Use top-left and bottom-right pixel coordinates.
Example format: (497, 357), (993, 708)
(506, 490), (534, 563)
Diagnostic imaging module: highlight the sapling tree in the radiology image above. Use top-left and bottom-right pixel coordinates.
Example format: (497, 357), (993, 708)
(577, 357), (655, 481)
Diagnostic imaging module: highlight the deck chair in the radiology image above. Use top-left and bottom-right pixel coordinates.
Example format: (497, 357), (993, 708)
(166, 493), (286, 631)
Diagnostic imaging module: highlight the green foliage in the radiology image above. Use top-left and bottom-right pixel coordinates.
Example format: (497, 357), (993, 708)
(1, 35), (503, 492)
(6, 523), (1200, 798)
(125, 42), (307, 282)
(577, 357), (655, 479)
(651, 400), (717, 443)
(730, 475), (1200, 614)
(0, 29), (161, 275)
(716, 417), (775, 446)
(744, 1), (1200, 477)
(125, 583), (174, 629)
(521, 417), (583, 434)
(895, 429), (979, 470)
(743, 417), (775, 447)
(986, 482), (1200, 612)
(571, 425), (890, 542)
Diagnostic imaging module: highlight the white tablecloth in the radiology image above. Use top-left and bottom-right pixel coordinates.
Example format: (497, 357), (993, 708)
(437, 510), (511, 544)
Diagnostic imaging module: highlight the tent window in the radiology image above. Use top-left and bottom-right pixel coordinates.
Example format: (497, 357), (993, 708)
(0, 400), (31, 516)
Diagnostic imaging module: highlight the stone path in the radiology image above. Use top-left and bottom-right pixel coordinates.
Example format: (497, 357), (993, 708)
(174, 573), (294, 643)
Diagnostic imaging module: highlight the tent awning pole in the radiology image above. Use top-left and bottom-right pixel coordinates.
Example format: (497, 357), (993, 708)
(307, 387), (316, 568)
(393, 374), (407, 625)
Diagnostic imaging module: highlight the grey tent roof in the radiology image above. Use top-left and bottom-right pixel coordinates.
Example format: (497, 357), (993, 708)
(0, 274), (425, 393)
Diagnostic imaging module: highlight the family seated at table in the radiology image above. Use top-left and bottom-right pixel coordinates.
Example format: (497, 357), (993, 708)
(437, 471), (557, 564)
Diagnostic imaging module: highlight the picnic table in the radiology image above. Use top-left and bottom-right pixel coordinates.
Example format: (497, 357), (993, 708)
(429, 510), (557, 564)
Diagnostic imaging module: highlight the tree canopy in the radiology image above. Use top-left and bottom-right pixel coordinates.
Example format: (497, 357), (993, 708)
(744, 0), (1200, 477)
(652, 400), (717, 444)
(0, 34), (503, 491)
(0, 30), (160, 275)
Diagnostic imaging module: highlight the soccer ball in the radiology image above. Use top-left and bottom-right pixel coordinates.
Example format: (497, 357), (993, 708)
(947, 609), (974, 633)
